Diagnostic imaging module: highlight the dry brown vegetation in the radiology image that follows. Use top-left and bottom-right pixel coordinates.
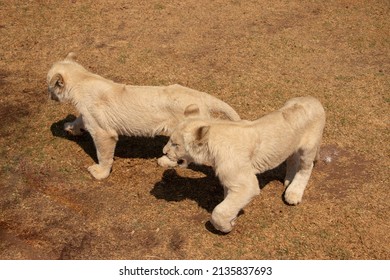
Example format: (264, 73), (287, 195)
(0, 0), (389, 259)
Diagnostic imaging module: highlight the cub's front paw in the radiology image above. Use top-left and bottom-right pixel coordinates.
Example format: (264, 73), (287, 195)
(157, 155), (178, 168)
(211, 209), (235, 233)
(284, 189), (303, 205)
(64, 122), (85, 136)
(87, 164), (110, 180)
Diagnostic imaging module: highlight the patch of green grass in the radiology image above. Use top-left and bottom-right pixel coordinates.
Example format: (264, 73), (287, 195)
(59, 166), (71, 174)
(154, 3), (165, 10)
(118, 53), (128, 64)
(335, 75), (354, 82)
(276, 247), (289, 258)
(319, 229), (330, 239)
(213, 242), (224, 248)
(326, 247), (352, 260)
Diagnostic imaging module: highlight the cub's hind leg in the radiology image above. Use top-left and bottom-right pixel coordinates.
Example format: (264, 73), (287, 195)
(88, 130), (118, 180)
(284, 147), (317, 205)
(284, 152), (300, 187)
(64, 115), (86, 135)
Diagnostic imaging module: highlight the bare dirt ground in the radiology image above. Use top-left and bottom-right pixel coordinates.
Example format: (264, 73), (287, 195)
(0, 0), (389, 259)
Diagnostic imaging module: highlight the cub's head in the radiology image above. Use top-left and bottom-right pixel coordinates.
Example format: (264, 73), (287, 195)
(46, 52), (80, 102)
(162, 104), (211, 167)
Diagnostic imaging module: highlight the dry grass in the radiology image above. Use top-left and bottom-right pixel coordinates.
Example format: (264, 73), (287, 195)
(0, 0), (389, 259)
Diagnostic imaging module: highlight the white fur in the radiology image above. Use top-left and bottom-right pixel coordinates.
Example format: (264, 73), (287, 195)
(47, 53), (240, 179)
(161, 97), (326, 233)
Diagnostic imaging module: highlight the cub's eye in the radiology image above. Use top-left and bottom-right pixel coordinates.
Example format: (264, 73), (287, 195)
(171, 143), (179, 147)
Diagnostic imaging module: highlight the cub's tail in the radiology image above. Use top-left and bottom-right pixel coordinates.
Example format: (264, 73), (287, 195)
(205, 95), (241, 121)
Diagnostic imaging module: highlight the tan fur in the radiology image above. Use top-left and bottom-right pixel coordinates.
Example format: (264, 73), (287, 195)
(161, 97), (325, 233)
(47, 53), (240, 179)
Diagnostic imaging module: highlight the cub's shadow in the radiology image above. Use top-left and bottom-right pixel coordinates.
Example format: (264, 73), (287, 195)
(50, 115), (168, 163)
(151, 165), (223, 213)
(150, 163), (286, 214)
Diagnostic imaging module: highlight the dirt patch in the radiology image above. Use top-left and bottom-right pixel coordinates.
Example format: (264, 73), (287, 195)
(315, 145), (373, 199)
(0, 102), (30, 135)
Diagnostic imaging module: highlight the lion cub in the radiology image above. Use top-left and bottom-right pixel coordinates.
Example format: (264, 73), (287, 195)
(47, 53), (240, 179)
(160, 97), (325, 233)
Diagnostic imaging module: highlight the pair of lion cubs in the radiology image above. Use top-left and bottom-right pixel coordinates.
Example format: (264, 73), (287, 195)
(47, 53), (325, 233)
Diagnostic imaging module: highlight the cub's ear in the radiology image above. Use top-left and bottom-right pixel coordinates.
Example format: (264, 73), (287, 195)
(184, 104), (200, 118)
(49, 73), (65, 89)
(64, 52), (77, 61)
(194, 125), (210, 145)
